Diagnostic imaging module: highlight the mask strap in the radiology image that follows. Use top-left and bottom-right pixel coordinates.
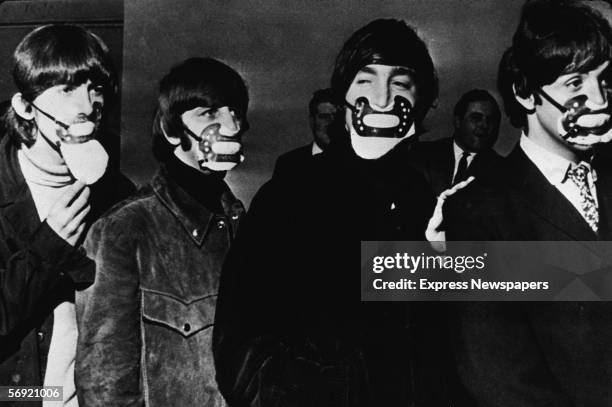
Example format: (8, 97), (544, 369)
(30, 103), (70, 129)
(537, 89), (568, 112)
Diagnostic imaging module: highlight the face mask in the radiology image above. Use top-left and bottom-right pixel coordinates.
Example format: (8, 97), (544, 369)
(185, 122), (243, 172)
(31, 103), (109, 184)
(538, 89), (612, 141)
(345, 95), (416, 159)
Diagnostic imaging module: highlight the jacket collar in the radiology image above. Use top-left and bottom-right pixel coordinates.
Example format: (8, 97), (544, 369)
(506, 148), (606, 243)
(151, 165), (244, 245)
(0, 137), (43, 241)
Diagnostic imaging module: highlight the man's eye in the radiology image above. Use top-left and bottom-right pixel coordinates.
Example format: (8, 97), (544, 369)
(566, 78), (582, 89)
(91, 85), (104, 94)
(355, 78), (372, 85)
(392, 81), (411, 89)
(201, 109), (218, 118)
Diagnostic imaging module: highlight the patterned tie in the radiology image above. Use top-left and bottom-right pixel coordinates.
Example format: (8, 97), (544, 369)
(566, 163), (599, 232)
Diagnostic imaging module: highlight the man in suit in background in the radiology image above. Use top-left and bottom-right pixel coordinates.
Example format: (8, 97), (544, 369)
(272, 88), (338, 178)
(445, 1), (612, 406)
(411, 89), (502, 195)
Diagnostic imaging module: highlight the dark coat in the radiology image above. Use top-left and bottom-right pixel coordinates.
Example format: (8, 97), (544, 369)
(409, 138), (503, 196)
(0, 134), (135, 406)
(272, 144), (313, 179)
(444, 148), (612, 407)
(76, 166), (245, 407)
(213, 139), (451, 407)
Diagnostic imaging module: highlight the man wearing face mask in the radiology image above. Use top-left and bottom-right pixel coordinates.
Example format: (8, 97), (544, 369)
(76, 58), (246, 407)
(214, 20), (449, 406)
(444, 1), (612, 405)
(0, 25), (134, 407)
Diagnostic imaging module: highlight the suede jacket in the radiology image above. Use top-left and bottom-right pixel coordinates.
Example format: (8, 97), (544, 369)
(0, 134), (135, 407)
(76, 166), (244, 407)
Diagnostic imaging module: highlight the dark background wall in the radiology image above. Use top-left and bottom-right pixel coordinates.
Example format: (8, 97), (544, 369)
(122, 0), (526, 206)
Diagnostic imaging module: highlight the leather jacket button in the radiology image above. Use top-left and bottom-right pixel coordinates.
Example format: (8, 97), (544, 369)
(231, 213), (239, 220)
(192, 229), (199, 238)
(11, 373), (21, 384)
(37, 331), (45, 343)
(217, 220), (226, 229)
(183, 323), (191, 332)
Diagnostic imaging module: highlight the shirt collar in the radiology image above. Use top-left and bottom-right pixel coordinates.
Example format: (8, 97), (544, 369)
(312, 142), (323, 156)
(453, 140), (475, 161)
(519, 133), (596, 185)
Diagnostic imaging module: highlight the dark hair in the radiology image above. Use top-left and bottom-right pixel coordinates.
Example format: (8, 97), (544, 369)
(4, 24), (117, 145)
(152, 57), (249, 162)
(453, 89), (501, 123)
(308, 88), (337, 116)
(498, 0), (612, 128)
(331, 18), (438, 124)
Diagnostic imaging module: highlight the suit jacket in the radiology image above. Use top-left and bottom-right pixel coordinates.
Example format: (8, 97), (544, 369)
(272, 144), (314, 179)
(410, 138), (502, 196)
(444, 147), (612, 407)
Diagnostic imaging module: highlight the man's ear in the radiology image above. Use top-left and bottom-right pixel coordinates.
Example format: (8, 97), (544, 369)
(11, 93), (34, 120)
(160, 121), (181, 146)
(513, 84), (536, 113)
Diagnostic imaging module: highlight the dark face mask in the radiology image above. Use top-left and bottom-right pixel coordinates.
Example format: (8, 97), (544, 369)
(184, 123), (244, 172)
(538, 89), (612, 140)
(345, 95), (415, 138)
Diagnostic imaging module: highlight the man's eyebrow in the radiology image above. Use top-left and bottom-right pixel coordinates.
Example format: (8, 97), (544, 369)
(390, 66), (414, 77)
(356, 66), (377, 75)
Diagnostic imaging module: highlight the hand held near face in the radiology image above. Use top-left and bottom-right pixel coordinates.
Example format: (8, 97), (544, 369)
(46, 181), (91, 246)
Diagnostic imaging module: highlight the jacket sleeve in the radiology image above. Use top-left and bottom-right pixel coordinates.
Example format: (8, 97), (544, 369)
(0, 219), (93, 336)
(76, 212), (144, 407)
(213, 182), (358, 407)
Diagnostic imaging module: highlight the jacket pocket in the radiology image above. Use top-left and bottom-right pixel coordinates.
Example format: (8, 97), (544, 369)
(141, 289), (216, 337)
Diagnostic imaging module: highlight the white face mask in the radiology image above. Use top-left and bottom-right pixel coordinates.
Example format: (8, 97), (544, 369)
(31, 104), (109, 184)
(346, 95), (417, 159)
(60, 139), (109, 185)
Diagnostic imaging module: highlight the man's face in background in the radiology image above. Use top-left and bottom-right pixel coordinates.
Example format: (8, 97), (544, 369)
(310, 101), (338, 150)
(454, 100), (499, 153)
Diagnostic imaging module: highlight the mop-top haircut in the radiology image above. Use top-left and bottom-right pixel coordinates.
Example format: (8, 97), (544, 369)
(152, 57), (249, 162)
(331, 18), (438, 125)
(498, 0), (612, 128)
(5, 24), (117, 145)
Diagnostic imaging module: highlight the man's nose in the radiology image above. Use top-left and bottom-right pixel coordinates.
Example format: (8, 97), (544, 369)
(74, 86), (94, 116)
(587, 79), (607, 106)
(219, 107), (240, 133)
(372, 84), (392, 109)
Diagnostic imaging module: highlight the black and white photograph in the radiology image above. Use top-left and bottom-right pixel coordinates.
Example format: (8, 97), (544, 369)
(1, 0), (612, 406)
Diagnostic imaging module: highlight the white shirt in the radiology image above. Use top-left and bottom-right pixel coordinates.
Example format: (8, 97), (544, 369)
(452, 141), (476, 182)
(520, 134), (598, 224)
(311, 142), (323, 156)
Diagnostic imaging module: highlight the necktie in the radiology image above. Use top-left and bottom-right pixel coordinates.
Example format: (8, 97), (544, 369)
(453, 151), (470, 185)
(566, 163), (599, 232)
